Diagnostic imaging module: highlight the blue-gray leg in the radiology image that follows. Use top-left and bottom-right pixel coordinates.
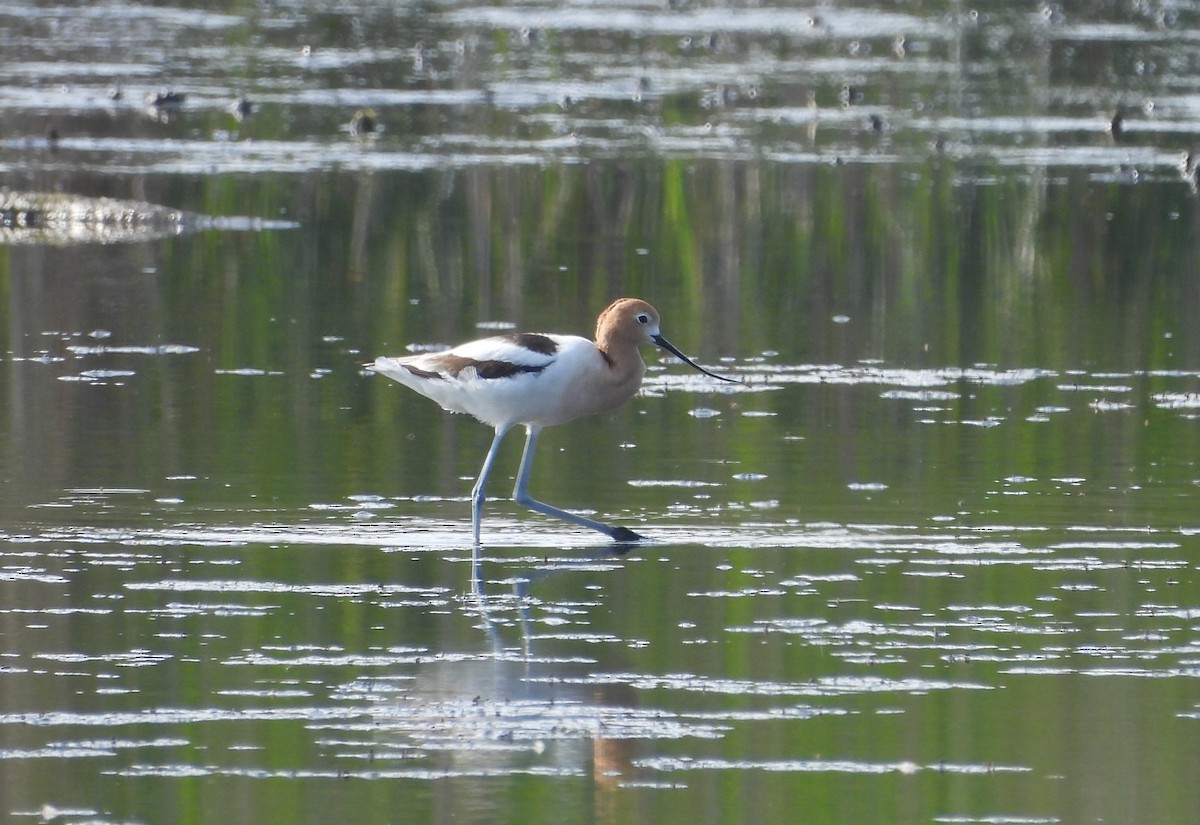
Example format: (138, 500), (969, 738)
(512, 425), (645, 543)
(471, 425), (511, 545)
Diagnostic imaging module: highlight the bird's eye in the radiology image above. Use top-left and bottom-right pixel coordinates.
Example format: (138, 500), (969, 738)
(636, 313), (649, 324)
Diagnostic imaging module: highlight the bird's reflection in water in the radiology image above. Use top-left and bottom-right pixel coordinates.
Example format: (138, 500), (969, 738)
(342, 541), (695, 810)
(466, 543), (641, 792)
(469, 543), (635, 650)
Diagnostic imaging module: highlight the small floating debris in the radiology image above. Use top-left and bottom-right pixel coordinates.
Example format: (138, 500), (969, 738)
(146, 90), (187, 122)
(348, 108), (379, 136)
(1108, 108), (1125, 140)
(150, 90), (187, 108)
(1180, 151), (1199, 191)
(230, 97), (254, 120)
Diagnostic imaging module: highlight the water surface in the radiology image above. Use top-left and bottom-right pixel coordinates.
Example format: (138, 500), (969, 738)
(3, 1), (1200, 823)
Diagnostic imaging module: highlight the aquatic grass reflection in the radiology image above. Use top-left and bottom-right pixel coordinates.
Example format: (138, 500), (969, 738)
(5, 0), (1200, 820)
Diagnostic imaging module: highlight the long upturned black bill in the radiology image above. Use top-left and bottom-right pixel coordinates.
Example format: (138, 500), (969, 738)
(652, 335), (742, 384)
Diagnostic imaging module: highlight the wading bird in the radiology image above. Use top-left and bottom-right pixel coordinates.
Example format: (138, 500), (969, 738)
(368, 298), (739, 544)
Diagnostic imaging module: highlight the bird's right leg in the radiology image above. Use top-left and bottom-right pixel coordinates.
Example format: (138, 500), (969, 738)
(512, 425), (645, 543)
(471, 426), (510, 546)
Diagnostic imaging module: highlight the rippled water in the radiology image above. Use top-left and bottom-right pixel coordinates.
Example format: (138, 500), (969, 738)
(5, 358), (1200, 820)
(5, 0), (1200, 178)
(5, 0), (1200, 823)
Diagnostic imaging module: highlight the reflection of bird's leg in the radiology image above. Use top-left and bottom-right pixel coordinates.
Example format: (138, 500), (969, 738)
(471, 544), (484, 598)
(484, 545), (637, 657)
(511, 425), (645, 542)
(469, 544), (504, 653)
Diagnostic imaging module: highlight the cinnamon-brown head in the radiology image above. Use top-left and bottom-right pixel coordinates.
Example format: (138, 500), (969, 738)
(595, 297), (740, 384)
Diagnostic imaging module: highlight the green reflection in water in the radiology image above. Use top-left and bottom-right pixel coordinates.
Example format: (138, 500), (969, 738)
(3, 155), (1200, 825)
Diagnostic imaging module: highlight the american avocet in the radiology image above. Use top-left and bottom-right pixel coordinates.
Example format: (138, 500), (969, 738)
(368, 298), (738, 544)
